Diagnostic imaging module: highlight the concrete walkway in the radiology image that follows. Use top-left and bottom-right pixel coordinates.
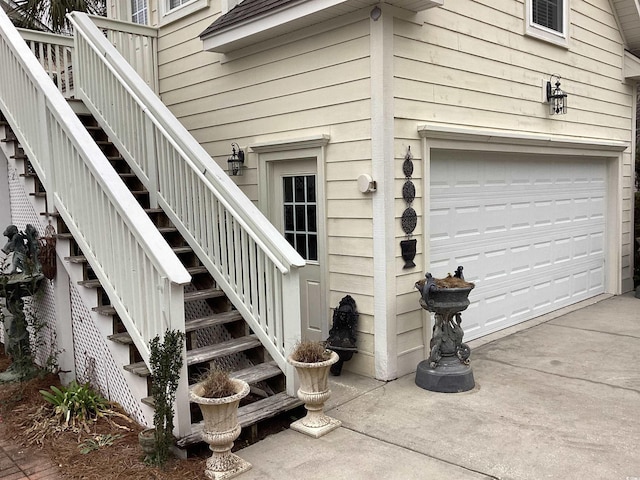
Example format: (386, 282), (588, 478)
(0, 293), (638, 479)
(238, 293), (640, 480)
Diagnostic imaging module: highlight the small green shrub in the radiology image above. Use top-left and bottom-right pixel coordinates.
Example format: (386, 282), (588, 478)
(40, 381), (109, 427)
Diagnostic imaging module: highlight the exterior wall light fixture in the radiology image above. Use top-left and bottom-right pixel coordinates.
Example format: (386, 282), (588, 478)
(546, 74), (567, 115)
(227, 142), (245, 176)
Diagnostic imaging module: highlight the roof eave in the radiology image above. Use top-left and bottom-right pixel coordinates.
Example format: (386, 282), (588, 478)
(201, 0), (443, 53)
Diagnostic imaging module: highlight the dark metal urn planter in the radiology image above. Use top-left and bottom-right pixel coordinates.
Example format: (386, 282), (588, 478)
(414, 266), (475, 393)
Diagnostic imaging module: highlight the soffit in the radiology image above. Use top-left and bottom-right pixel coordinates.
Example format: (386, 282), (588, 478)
(200, 0), (443, 53)
(612, 0), (640, 55)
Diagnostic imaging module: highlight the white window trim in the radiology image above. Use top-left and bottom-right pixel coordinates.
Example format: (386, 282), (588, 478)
(159, 0), (209, 26)
(525, 0), (570, 48)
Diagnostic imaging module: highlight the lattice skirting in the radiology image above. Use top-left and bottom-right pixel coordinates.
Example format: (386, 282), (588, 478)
(4, 160), (145, 425)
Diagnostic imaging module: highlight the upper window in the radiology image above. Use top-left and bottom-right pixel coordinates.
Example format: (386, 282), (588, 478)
(160, 0), (209, 25)
(131, 0), (148, 25)
(533, 0), (562, 32)
(525, 0), (569, 47)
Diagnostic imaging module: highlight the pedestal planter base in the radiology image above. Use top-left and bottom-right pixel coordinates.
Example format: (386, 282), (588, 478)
(205, 452), (252, 480)
(290, 415), (341, 438)
(415, 356), (475, 393)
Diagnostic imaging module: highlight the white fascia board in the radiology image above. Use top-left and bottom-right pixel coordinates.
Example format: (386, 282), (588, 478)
(418, 124), (628, 152)
(624, 50), (640, 80)
(202, 0), (350, 52)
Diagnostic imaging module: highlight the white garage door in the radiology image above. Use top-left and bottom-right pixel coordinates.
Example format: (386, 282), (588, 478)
(430, 150), (607, 340)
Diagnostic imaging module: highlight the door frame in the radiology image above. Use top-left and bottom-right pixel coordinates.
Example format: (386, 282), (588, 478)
(252, 135), (330, 338)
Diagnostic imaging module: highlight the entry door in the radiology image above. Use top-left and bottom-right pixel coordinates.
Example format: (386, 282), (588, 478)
(270, 159), (324, 342)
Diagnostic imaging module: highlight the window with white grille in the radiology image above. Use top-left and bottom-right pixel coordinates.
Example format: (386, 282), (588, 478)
(282, 175), (318, 262)
(525, 0), (569, 47)
(131, 0), (148, 25)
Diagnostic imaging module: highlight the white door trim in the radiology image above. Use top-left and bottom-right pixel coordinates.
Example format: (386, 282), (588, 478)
(253, 140), (329, 338)
(419, 124), (627, 298)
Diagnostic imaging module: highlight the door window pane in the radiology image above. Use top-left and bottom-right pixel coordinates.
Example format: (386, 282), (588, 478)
(283, 174), (318, 261)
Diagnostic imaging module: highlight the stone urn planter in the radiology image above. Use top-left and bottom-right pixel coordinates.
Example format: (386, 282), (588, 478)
(190, 378), (251, 480)
(138, 428), (156, 462)
(287, 347), (341, 438)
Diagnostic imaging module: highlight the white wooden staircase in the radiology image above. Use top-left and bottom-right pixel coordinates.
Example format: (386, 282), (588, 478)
(0, 8), (305, 449)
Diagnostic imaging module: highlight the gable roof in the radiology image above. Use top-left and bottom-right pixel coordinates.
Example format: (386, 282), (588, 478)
(200, 0), (443, 53)
(613, 0), (640, 56)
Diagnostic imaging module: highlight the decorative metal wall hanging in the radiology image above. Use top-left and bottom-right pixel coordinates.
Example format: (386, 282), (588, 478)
(401, 146), (417, 268)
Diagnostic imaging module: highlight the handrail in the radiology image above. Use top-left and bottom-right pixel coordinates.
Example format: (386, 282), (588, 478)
(68, 11), (304, 386)
(0, 8), (191, 367)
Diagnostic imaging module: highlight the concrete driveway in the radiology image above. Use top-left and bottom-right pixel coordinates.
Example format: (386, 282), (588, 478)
(238, 293), (640, 480)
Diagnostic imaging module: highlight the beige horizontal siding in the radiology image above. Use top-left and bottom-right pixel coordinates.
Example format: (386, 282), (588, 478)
(392, 0), (634, 377)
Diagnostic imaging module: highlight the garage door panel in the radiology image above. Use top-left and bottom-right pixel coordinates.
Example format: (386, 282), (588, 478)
(430, 152), (607, 340)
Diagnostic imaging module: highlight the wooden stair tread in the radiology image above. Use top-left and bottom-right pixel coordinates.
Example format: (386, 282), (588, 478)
(172, 246), (193, 254)
(65, 255), (87, 264)
(124, 335), (262, 377)
(186, 335), (261, 366)
(107, 332), (133, 345)
(185, 311), (243, 332)
(231, 361), (282, 385)
(93, 305), (116, 315)
(55, 232), (74, 239)
(175, 393), (302, 448)
(184, 288), (224, 302)
(157, 226), (178, 233)
(186, 266), (208, 275)
(78, 278), (101, 288)
(106, 311), (244, 346)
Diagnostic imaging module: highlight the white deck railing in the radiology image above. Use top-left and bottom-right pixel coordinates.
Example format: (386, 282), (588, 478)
(0, 7), (190, 372)
(68, 11), (304, 394)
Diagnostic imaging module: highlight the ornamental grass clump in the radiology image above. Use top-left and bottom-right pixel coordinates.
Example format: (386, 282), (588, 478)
(198, 366), (236, 398)
(290, 340), (331, 363)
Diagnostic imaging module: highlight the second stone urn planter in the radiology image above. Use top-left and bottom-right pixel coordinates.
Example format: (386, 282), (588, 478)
(190, 378), (251, 480)
(287, 349), (341, 438)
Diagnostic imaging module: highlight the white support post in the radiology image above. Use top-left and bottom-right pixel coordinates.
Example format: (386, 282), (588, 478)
(282, 269), (301, 396)
(53, 252), (76, 385)
(370, 4), (398, 381)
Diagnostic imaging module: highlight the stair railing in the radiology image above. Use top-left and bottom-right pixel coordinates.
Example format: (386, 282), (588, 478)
(68, 11), (305, 395)
(0, 6), (191, 396)
(18, 28), (75, 99)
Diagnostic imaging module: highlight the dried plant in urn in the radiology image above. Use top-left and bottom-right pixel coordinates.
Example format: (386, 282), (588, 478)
(189, 366), (251, 479)
(287, 340), (341, 438)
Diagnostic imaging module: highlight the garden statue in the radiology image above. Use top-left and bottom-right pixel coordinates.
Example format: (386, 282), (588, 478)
(414, 266), (475, 393)
(326, 295), (358, 376)
(0, 224), (45, 383)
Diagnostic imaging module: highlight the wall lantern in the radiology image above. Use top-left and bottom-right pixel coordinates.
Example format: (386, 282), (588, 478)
(227, 142), (245, 176)
(546, 74), (567, 115)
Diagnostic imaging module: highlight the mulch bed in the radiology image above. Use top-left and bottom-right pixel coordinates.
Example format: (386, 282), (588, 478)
(0, 347), (206, 480)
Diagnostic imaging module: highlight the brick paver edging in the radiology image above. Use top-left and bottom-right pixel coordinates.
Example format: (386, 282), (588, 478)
(0, 418), (63, 480)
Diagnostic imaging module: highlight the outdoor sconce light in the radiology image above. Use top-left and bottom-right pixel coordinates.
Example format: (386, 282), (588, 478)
(546, 74), (567, 115)
(227, 142), (245, 176)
